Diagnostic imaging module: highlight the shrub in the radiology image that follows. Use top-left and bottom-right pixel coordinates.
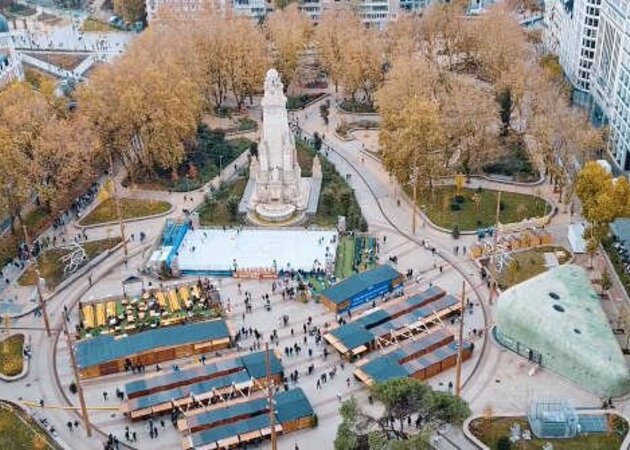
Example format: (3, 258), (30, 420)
(497, 436), (511, 450)
(450, 202), (462, 211)
(499, 200), (506, 211)
(454, 194), (465, 204)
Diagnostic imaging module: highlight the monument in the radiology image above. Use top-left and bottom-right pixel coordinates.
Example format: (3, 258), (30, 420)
(240, 68), (322, 224)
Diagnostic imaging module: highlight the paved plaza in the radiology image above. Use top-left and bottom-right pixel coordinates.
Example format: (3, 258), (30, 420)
(1, 89), (629, 450)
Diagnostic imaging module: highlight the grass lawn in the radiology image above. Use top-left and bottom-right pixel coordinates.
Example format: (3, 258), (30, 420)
(0, 403), (57, 450)
(18, 238), (122, 288)
(489, 246), (570, 290)
(334, 236), (377, 279)
(79, 198), (171, 226)
(422, 186), (550, 231)
(198, 178), (247, 226)
(469, 416), (627, 450)
(0, 334), (24, 377)
(81, 17), (114, 32)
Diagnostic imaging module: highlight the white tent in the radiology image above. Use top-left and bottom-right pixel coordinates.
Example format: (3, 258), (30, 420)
(568, 223), (586, 254)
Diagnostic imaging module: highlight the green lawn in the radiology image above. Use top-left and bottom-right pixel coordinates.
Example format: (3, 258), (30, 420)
(79, 198), (171, 226)
(18, 238), (122, 288)
(296, 141), (367, 231)
(489, 246), (570, 290)
(334, 236), (377, 279)
(81, 17), (114, 32)
(198, 178), (247, 226)
(469, 416), (627, 450)
(422, 186), (550, 231)
(0, 403), (58, 450)
(0, 334), (24, 377)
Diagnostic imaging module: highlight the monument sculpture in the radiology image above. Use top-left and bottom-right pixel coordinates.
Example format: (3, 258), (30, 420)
(240, 68), (321, 224)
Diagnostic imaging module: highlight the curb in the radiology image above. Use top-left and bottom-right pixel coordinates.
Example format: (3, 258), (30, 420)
(75, 203), (175, 229)
(0, 334), (29, 382)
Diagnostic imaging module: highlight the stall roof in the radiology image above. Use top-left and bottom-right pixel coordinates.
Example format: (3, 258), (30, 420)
(321, 265), (401, 305)
(190, 413), (270, 447)
(128, 371), (250, 411)
(275, 388), (314, 422)
(76, 319), (230, 369)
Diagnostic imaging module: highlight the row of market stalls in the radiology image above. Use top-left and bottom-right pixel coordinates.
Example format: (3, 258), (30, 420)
(180, 389), (314, 450)
(75, 318), (232, 378)
(354, 328), (473, 386)
(324, 286), (462, 361)
(121, 350), (284, 421)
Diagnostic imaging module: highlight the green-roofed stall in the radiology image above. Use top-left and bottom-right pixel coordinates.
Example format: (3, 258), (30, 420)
(320, 265), (403, 312)
(76, 319), (232, 378)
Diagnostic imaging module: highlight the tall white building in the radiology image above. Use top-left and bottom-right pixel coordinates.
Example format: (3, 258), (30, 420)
(591, 0), (630, 170)
(0, 15), (24, 91)
(543, 0), (601, 106)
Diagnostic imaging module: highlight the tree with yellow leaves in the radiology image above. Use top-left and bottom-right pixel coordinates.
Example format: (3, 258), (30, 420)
(265, 4), (312, 92)
(114, 0), (146, 23)
(77, 29), (202, 179)
(0, 83), (50, 233)
(31, 114), (102, 213)
(576, 162), (630, 260)
(380, 96), (445, 232)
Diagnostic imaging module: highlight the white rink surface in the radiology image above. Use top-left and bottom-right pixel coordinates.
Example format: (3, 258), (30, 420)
(175, 228), (339, 272)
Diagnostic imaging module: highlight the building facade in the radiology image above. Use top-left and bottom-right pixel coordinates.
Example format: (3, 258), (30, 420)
(541, 0), (630, 172)
(0, 15), (24, 91)
(591, 0), (630, 170)
(543, 0), (601, 106)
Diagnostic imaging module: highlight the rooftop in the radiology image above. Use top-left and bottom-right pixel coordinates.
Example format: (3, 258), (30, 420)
(322, 265), (401, 304)
(76, 319), (230, 369)
(496, 265), (630, 397)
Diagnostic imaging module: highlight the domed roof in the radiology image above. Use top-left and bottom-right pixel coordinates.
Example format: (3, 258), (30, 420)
(0, 14), (9, 33)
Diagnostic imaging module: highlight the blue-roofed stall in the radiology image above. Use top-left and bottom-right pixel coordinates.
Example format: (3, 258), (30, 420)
(320, 265), (403, 312)
(76, 319), (231, 378)
(122, 350), (284, 421)
(182, 388), (314, 450)
(324, 286), (460, 360)
(354, 329), (473, 386)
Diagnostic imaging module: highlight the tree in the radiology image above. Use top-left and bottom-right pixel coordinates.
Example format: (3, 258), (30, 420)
(379, 96), (445, 201)
(316, 7), (385, 104)
(32, 114), (101, 213)
(265, 4), (312, 92)
(335, 378), (470, 449)
(0, 82), (50, 233)
(114, 0), (146, 23)
(204, 195), (218, 219)
(226, 196), (239, 220)
(77, 29), (202, 180)
(601, 268), (612, 296)
(576, 162), (630, 265)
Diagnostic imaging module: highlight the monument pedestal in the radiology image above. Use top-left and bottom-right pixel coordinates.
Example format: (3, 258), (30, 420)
(239, 68), (321, 225)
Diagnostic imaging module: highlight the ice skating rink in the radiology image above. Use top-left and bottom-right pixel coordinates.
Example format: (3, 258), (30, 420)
(175, 228), (339, 272)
